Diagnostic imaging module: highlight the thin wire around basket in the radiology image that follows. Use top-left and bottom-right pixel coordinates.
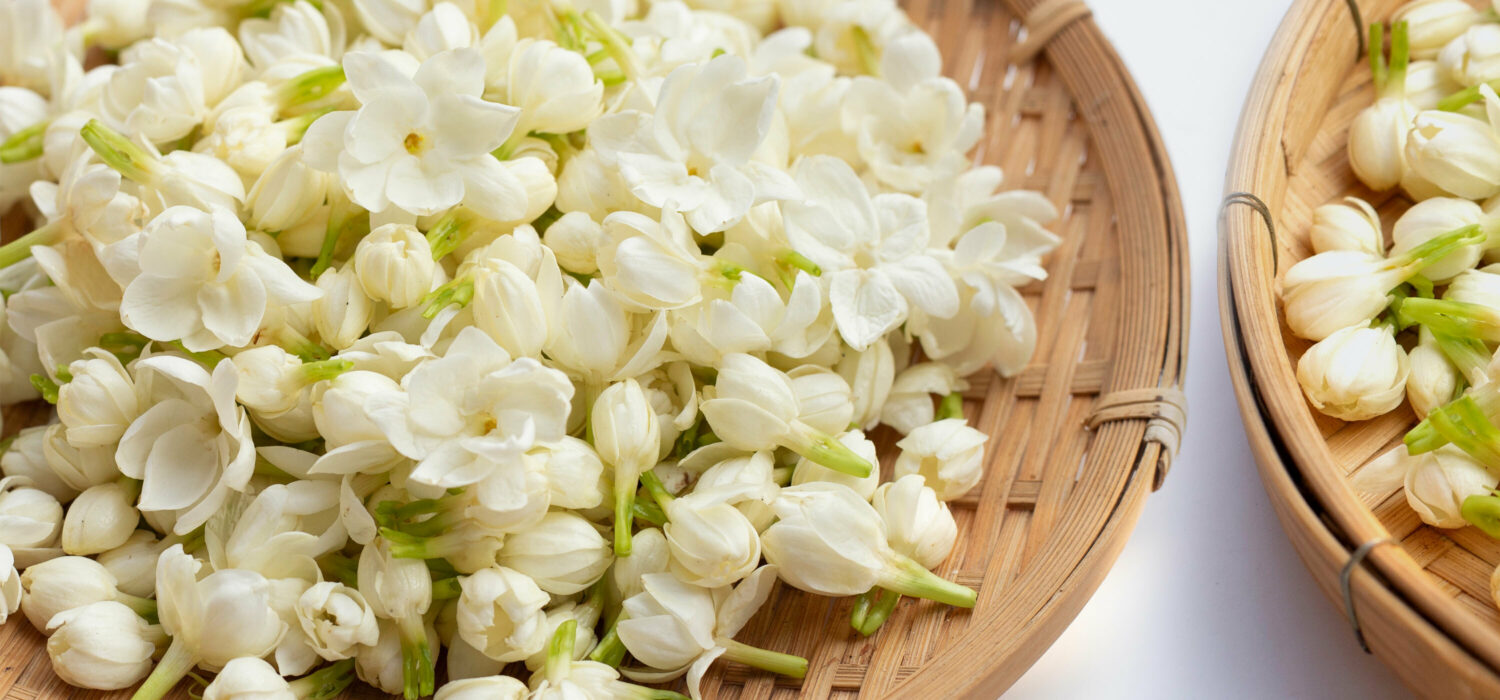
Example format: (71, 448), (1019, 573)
(1343, 0), (1364, 62)
(1341, 538), (1396, 653)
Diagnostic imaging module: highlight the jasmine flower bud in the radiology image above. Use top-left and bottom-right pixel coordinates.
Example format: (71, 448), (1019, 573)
(0, 475), (62, 559)
(592, 378), (661, 556)
(456, 566), (549, 663)
(353, 223), (439, 309)
(663, 488), (762, 588)
(296, 582), (380, 662)
(873, 475), (958, 569)
(96, 529), (164, 598)
(56, 348), (139, 448)
(4, 426), (77, 501)
(312, 264), (376, 351)
(1390, 197), (1487, 282)
(1297, 325), (1410, 421)
(496, 511), (611, 596)
(60, 480), (141, 556)
(46, 600), (165, 690)
(1309, 197), (1385, 256)
(19, 556), (132, 632)
(435, 675), (528, 700)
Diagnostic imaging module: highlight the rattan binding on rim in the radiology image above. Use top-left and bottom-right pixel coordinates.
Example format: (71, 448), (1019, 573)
(0, 0), (1189, 697)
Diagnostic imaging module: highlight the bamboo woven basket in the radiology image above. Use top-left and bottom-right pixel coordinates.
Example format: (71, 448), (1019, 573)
(0, 0), (1187, 697)
(1222, 0), (1500, 696)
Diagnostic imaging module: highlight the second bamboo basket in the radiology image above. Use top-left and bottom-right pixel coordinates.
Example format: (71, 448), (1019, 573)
(1224, 0), (1500, 696)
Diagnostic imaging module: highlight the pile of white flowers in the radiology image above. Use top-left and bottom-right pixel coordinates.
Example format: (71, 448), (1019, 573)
(1286, 2), (1500, 603)
(0, 0), (1064, 696)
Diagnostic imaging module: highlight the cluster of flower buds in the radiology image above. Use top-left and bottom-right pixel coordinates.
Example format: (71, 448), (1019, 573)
(0, 0), (1063, 696)
(1301, 4), (1500, 577)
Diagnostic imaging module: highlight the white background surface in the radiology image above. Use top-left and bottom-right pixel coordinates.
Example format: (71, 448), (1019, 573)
(1006, 1), (1414, 698)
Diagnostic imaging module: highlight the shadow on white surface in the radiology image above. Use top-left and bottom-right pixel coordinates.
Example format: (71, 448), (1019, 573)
(1006, 1), (1411, 698)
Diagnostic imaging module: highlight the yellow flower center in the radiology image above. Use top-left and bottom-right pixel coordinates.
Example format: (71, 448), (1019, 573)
(404, 131), (428, 155)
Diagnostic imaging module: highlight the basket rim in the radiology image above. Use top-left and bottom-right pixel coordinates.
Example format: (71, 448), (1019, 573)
(890, 0), (1190, 694)
(1221, 0), (1500, 689)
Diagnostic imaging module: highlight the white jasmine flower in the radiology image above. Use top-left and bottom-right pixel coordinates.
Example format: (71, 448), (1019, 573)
(495, 38), (604, 138)
(835, 340), (895, 429)
(0, 475), (63, 564)
(357, 538), (435, 696)
(664, 487), (763, 588)
(55, 348), (140, 448)
(761, 483), (974, 604)
(872, 474), (956, 569)
(844, 35), (983, 193)
(1309, 197), (1385, 256)
(350, 0), (428, 45)
(589, 54), (798, 233)
(1389, 197), (1487, 283)
(96, 529), (164, 598)
(1399, 0), (1483, 59)
(457, 565), (549, 663)
(100, 27), (247, 143)
(880, 362), (965, 434)
(115, 355), (256, 534)
(296, 582), (380, 661)
(1296, 325), (1411, 422)
(782, 155), (958, 350)
(545, 279), (671, 385)
(0, 544), (19, 625)
(496, 511), (611, 595)
(0, 87), (48, 213)
(5, 426), (78, 502)
(403, 3), (477, 59)
(893, 418), (987, 501)
(201, 657), (294, 700)
(19, 556), (135, 632)
(302, 48), (531, 220)
(238, 1), (344, 70)
(436, 675), (528, 700)
(367, 326), (573, 494)
(60, 480), (139, 556)
(357, 617), (438, 697)
(0, 0), (67, 94)
(669, 270), (832, 364)
(689, 447), (779, 530)
(617, 566), (794, 699)
(1406, 86), (1500, 200)
(119, 206), (321, 351)
(1354, 445), (1499, 529)
(46, 600), (165, 690)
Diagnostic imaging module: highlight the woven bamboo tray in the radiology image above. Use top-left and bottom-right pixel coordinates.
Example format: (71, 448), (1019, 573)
(1222, 0), (1500, 696)
(0, 0), (1188, 697)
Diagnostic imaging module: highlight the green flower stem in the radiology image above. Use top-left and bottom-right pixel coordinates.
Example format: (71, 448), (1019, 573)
(639, 470), (674, 513)
(30, 374), (59, 404)
(936, 392), (965, 421)
(420, 277), (475, 319)
(277, 66), (347, 111)
(311, 195), (367, 279)
(850, 588), (874, 631)
(786, 424), (873, 478)
(545, 619), (578, 682)
(1429, 395), (1500, 467)
(1369, 24), (1388, 95)
(1388, 21), (1410, 99)
(0, 219), (62, 269)
(614, 469), (635, 557)
(774, 249), (822, 288)
(579, 10), (642, 80)
(426, 208), (478, 260)
(166, 341), (228, 369)
(1433, 330), (1491, 385)
(299, 358), (353, 383)
(589, 618), (628, 667)
(395, 614), (435, 700)
(877, 552), (976, 608)
(717, 638), (808, 679)
(280, 107), (336, 144)
(771, 466), (793, 487)
(1396, 224), (1486, 278)
(430, 576), (461, 601)
(99, 331), (150, 364)
(1398, 298), (1500, 343)
(380, 527), (471, 560)
(130, 637), (197, 700)
(0, 120), (47, 163)
(853, 588), (901, 636)
(851, 25), (880, 77)
(1463, 494), (1500, 539)
(116, 592), (158, 622)
(318, 552), (359, 588)
(632, 499), (666, 526)
(81, 119), (157, 184)
(287, 659), (356, 700)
